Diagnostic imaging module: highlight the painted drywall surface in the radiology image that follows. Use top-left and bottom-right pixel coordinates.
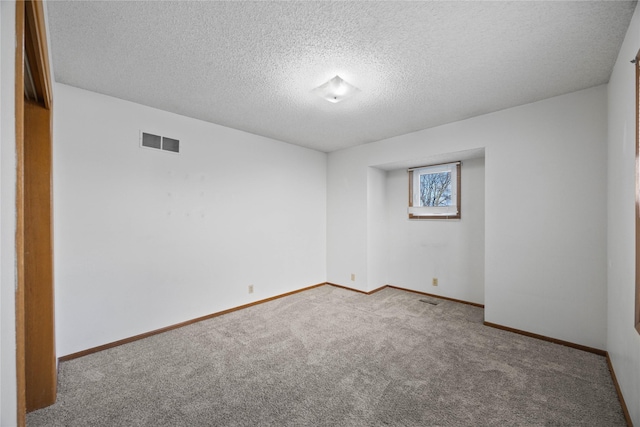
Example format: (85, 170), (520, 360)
(485, 89), (607, 350)
(0, 1), (18, 425)
(327, 149), (368, 291)
(607, 4), (640, 425)
(367, 167), (388, 291)
(328, 85), (608, 349)
(54, 84), (327, 356)
(385, 157), (485, 304)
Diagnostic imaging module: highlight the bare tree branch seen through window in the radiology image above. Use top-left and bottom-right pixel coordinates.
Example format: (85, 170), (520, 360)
(420, 172), (452, 207)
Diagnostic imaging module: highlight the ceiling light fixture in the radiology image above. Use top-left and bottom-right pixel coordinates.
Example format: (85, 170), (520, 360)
(312, 75), (359, 103)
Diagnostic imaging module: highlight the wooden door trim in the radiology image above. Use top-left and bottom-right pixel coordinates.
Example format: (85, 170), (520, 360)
(23, 0), (52, 108)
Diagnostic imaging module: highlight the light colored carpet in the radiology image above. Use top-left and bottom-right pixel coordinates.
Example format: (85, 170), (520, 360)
(27, 285), (626, 426)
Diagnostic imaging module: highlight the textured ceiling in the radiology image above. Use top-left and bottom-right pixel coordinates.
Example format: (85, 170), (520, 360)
(47, 1), (636, 153)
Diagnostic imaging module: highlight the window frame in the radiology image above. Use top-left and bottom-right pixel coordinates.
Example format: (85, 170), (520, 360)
(408, 161), (461, 220)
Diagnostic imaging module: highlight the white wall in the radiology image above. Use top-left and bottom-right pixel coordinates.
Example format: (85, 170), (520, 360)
(54, 84), (327, 357)
(327, 151), (369, 290)
(0, 1), (18, 425)
(607, 4), (640, 425)
(366, 167), (388, 290)
(385, 157), (485, 304)
(328, 85), (608, 350)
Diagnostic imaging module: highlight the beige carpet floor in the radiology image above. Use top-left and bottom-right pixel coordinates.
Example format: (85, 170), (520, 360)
(27, 285), (626, 426)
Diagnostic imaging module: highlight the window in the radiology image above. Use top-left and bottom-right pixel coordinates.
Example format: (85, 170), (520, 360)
(408, 162), (461, 219)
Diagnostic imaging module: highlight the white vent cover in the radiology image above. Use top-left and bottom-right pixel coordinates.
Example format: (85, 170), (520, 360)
(140, 131), (180, 153)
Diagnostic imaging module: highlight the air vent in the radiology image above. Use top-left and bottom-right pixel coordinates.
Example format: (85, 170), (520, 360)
(162, 137), (179, 153)
(141, 132), (161, 149)
(140, 132), (180, 153)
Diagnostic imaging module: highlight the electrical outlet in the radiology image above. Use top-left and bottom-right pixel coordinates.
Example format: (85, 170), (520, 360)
(248, 285), (254, 294)
(432, 278), (438, 286)
(351, 273), (356, 281)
